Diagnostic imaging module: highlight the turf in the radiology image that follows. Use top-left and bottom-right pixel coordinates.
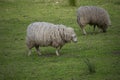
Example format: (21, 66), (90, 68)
(0, 0), (120, 80)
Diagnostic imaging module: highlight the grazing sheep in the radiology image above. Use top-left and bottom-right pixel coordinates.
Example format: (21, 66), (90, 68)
(26, 22), (77, 56)
(77, 6), (111, 35)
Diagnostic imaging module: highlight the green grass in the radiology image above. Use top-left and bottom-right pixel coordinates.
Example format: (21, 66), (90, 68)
(68, 0), (76, 6)
(0, 0), (120, 80)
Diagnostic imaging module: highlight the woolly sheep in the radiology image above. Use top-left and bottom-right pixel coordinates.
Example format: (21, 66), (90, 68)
(26, 22), (77, 56)
(77, 6), (111, 35)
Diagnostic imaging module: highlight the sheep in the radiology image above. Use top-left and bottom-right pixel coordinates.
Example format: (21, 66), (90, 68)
(26, 22), (77, 56)
(77, 6), (111, 35)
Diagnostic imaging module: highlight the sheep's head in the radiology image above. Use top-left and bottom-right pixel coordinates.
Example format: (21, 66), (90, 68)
(71, 34), (77, 43)
(59, 25), (77, 43)
(101, 25), (108, 33)
(67, 27), (77, 43)
(102, 20), (111, 32)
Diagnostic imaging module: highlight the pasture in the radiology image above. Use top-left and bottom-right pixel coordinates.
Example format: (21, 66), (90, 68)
(0, 0), (120, 80)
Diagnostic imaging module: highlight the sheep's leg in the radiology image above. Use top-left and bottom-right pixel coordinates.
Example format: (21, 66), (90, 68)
(28, 47), (33, 56)
(28, 49), (32, 56)
(93, 25), (96, 31)
(56, 46), (62, 56)
(56, 50), (60, 56)
(35, 45), (41, 56)
(81, 27), (86, 35)
(27, 43), (34, 56)
(77, 16), (86, 35)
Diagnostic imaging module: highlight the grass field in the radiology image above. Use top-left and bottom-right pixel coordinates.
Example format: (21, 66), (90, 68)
(0, 0), (120, 80)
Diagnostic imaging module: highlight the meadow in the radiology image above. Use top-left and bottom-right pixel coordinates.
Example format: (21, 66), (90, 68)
(0, 0), (120, 80)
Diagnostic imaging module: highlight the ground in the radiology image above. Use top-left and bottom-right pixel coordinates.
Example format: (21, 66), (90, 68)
(0, 0), (120, 80)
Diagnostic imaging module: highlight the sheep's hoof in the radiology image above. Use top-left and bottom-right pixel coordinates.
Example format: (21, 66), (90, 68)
(56, 53), (60, 56)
